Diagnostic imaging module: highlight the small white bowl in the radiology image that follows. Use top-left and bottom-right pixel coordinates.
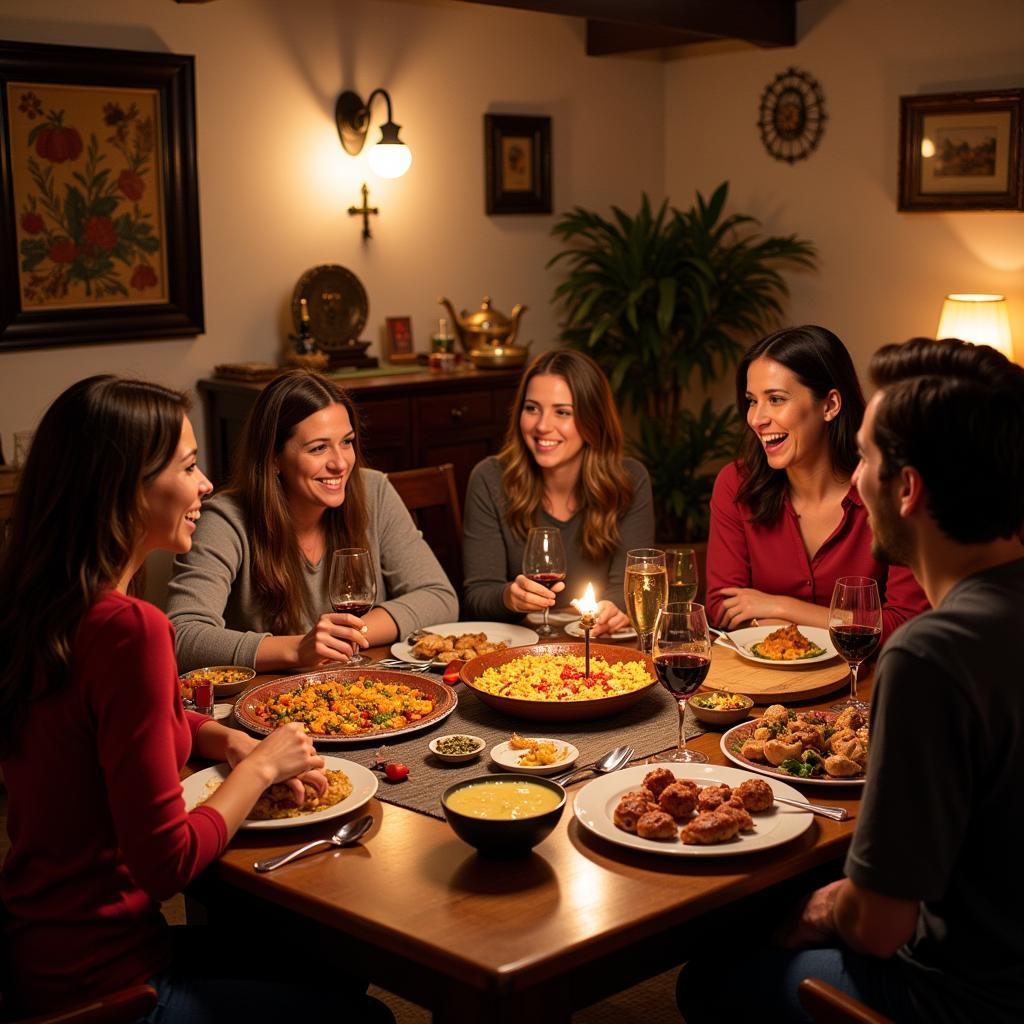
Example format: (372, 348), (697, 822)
(490, 738), (579, 776)
(429, 734), (486, 763)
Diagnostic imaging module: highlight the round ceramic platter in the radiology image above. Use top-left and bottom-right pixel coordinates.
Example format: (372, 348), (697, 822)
(490, 738), (579, 775)
(181, 756), (378, 830)
(717, 626), (838, 666)
(563, 620), (637, 641)
(574, 763), (812, 857)
(390, 621), (539, 666)
(720, 714), (866, 786)
(233, 668), (457, 745)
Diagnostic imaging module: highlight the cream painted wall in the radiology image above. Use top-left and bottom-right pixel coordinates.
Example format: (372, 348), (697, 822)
(0, 0), (665, 459)
(664, 0), (1024, 382)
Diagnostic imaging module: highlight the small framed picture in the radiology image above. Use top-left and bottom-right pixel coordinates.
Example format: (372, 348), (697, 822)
(383, 316), (416, 363)
(484, 114), (552, 215)
(898, 89), (1024, 211)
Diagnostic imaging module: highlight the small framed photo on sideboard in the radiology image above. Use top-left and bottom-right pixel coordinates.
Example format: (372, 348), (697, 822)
(384, 316), (417, 363)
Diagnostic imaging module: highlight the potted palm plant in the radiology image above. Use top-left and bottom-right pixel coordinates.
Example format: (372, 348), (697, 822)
(548, 182), (816, 542)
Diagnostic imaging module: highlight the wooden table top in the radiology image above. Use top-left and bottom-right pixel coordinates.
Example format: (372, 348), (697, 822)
(197, 644), (867, 1020)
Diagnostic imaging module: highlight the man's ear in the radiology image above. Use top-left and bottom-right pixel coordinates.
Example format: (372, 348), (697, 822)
(898, 465), (925, 518)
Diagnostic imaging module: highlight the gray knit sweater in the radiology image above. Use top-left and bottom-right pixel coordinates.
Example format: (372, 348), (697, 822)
(167, 469), (458, 670)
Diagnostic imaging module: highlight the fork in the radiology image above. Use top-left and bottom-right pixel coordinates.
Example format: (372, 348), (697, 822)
(375, 658), (434, 673)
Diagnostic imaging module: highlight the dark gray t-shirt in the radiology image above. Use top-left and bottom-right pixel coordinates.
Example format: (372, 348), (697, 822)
(845, 557), (1024, 1023)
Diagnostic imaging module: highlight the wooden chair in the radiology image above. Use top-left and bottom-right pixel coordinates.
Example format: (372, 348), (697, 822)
(798, 978), (893, 1024)
(5, 984), (157, 1024)
(387, 463), (464, 592)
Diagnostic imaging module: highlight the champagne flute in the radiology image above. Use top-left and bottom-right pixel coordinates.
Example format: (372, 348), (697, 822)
(650, 602), (711, 764)
(828, 576), (881, 711)
(667, 548), (699, 604)
(328, 548), (377, 666)
(522, 527), (567, 636)
(624, 548), (667, 655)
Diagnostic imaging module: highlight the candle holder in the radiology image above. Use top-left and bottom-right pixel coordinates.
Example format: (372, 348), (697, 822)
(579, 610), (596, 679)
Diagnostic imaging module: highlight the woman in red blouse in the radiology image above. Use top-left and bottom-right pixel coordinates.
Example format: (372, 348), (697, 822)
(707, 325), (928, 643)
(0, 378), (389, 1021)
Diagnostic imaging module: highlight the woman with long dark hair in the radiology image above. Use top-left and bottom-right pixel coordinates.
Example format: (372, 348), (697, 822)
(462, 349), (654, 634)
(168, 369), (457, 671)
(706, 325), (928, 641)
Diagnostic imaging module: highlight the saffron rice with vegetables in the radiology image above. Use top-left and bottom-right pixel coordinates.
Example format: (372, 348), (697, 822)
(472, 654), (653, 703)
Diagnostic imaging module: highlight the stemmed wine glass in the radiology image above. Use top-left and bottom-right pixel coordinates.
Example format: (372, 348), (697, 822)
(667, 548), (699, 604)
(328, 548), (377, 666)
(828, 576), (881, 711)
(624, 548), (667, 655)
(650, 602), (711, 764)
(522, 527), (567, 636)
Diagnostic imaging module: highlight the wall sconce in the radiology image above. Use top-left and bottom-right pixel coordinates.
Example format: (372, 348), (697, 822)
(936, 293), (1014, 360)
(336, 88), (412, 178)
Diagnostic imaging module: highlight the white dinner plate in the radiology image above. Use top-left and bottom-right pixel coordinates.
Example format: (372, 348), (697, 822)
(715, 625), (838, 666)
(563, 620), (637, 641)
(181, 756), (378, 830)
(525, 609), (578, 626)
(390, 621), (539, 665)
(490, 738), (579, 775)
(574, 762), (812, 857)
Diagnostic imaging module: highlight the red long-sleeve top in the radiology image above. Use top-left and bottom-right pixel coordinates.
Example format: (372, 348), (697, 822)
(706, 462), (929, 645)
(1, 591), (228, 1013)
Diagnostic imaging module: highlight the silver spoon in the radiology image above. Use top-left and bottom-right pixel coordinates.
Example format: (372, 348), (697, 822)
(253, 814), (373, 873)
(551, 744), (634, 786)
(772, 795), (848, 821)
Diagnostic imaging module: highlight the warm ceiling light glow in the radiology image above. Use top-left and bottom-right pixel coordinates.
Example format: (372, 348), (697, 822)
(937, 293), (1014, 360)
(336, 88), (411, 179)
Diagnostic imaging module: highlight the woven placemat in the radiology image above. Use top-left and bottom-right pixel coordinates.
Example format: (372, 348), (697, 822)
(333, 686), (706, 820)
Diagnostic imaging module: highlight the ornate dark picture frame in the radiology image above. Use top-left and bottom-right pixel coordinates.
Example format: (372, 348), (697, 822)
(0, 40), (204, 350)
(484, 113), (551, 215)
(898, 88), (1024, 212)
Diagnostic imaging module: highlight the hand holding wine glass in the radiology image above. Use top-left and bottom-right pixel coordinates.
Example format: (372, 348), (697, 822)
(522, 527), (567, 636)
(624, 548), (667, 655)
(651, 602), (711, 764)
(328, 548), (377, 666)
(828, 576), (881, 711)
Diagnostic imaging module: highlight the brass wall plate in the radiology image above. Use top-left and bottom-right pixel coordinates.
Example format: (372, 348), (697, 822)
(291, 264), (369, 352)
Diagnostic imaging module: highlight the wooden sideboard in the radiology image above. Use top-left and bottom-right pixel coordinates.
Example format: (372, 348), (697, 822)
(197, 367), (522, 502)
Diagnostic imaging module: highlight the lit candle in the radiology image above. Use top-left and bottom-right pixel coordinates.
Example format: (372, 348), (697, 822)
(572, 583), (598, 679)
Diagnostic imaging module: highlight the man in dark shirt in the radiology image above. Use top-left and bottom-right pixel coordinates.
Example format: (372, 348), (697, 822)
(677, 338), (1024, 1022)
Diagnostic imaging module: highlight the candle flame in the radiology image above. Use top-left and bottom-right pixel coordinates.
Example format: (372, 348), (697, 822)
(572, 583), (598, 618)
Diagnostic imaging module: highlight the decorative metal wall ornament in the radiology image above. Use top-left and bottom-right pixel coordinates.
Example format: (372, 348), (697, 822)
(758, 68), (827, 164)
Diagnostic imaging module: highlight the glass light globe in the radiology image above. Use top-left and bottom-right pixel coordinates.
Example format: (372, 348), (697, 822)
(368, 142), (412, 179)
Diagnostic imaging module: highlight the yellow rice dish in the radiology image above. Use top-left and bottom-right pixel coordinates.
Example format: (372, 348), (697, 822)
(202, 768), (352, 820)
(473, 654), (652, 703)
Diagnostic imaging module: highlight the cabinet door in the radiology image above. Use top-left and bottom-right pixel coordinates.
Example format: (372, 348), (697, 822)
(353, 396), (412, 474)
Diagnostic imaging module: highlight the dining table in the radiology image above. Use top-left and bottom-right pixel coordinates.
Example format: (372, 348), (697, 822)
(185, 630), (868, 1023)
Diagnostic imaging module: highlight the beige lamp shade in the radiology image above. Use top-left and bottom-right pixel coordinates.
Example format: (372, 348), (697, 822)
(936, 294), (1014, 359)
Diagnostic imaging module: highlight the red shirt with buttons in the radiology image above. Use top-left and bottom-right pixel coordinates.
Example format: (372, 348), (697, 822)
(706, 461), (929, 644)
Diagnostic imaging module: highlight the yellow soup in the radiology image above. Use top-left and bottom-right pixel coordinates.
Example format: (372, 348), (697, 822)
(446, 781), (561, 820)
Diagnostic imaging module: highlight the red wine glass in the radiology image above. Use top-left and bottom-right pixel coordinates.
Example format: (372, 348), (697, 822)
(828, 576), (881, 712)
(328, 547), (377, 666)
(650, 601), (711, 764)
(522, 527), (567, 636)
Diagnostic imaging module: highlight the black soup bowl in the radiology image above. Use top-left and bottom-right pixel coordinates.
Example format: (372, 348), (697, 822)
(441, 774), (566, 857)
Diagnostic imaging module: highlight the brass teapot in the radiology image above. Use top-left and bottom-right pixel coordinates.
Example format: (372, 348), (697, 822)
(438, 296), (527, 354)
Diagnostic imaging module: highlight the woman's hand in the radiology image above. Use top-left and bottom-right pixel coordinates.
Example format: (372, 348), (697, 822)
(502, 573), (565, 614)
(296, 611), (371, 667)
(237, 723), (326, 806)
(715, 587), (785, 630)
(590, 600), (630, 637)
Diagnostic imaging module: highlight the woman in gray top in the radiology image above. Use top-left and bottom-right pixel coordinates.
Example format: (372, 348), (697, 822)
(462, 349), (654, 636)
(168, 370), (457, 672)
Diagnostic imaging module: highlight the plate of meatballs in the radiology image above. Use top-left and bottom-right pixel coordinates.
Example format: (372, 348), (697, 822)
(573, 763), (812, 856)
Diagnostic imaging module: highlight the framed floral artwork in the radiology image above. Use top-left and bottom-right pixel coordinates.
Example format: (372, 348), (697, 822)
(898, 89), (1024, 212)
(0, 40), (204, 350)
(484, 114), (551, 215)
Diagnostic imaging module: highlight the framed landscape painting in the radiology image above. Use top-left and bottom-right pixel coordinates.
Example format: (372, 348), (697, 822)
(898, 88), (1024, 211)
(0, 40), (204, 350)
(484, 113), (552, 215)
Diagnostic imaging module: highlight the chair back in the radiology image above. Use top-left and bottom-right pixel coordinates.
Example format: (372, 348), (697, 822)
(387, 463), (463, 592)
(797, 978), (893, 1024)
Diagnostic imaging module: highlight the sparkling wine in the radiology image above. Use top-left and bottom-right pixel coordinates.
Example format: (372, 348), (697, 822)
(654, 653), (710, 696)
(829, 623), (881, 663)
(668, 581), (698, 604)
(624, 565), (668, 635)
(528, 572), (566, 590)
(333, 601), (373, 617)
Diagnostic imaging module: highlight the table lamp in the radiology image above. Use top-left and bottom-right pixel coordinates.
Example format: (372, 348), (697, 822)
(936, 294), (1014, 360)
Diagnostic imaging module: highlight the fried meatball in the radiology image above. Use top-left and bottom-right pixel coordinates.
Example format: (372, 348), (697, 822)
(658, 780), (699, 819)
(828, 728), (857, 754)
(823, 753), (862, 778)
(735, 777), (774, 812)
(620, 788), (658, 808)
(834, 707), (866, 732)
(636, 810), (679, 840)
(717, 798), (755, 833)
(762, 704), (789, 723)
(741, 740), (767, 762)
(613, 795), (654, 833)
(697, 783), (732, 812)
(642, 767), (677, 800)
(764, 736), (803, 766)
(790, 726), (826, 752)
(680, 810), (741, 845)
(753, 727), (772, 741)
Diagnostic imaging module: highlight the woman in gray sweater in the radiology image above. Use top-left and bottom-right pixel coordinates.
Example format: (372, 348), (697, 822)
(462, 349), (654, 636)
(168, 370), (457, 672)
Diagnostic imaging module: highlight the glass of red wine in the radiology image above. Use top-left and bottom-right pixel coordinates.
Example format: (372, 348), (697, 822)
(522, 527), (567, 636)
(828, 576), (881, 711)
(328, 547), (377, 666)
(650, 601), (711, 764)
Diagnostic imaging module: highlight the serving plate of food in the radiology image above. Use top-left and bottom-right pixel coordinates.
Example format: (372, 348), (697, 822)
(234, 668), (457, 745)
(181, 755), (378, 830)
(179, 664), (256, 701)
(721, 704), (868, 785)
(390, 621), (539, 666)
(460, 643), (657, 722)
(490, 734), (579, 775)
(716, 624), (837, 666)
(574, 762), (812, 857)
